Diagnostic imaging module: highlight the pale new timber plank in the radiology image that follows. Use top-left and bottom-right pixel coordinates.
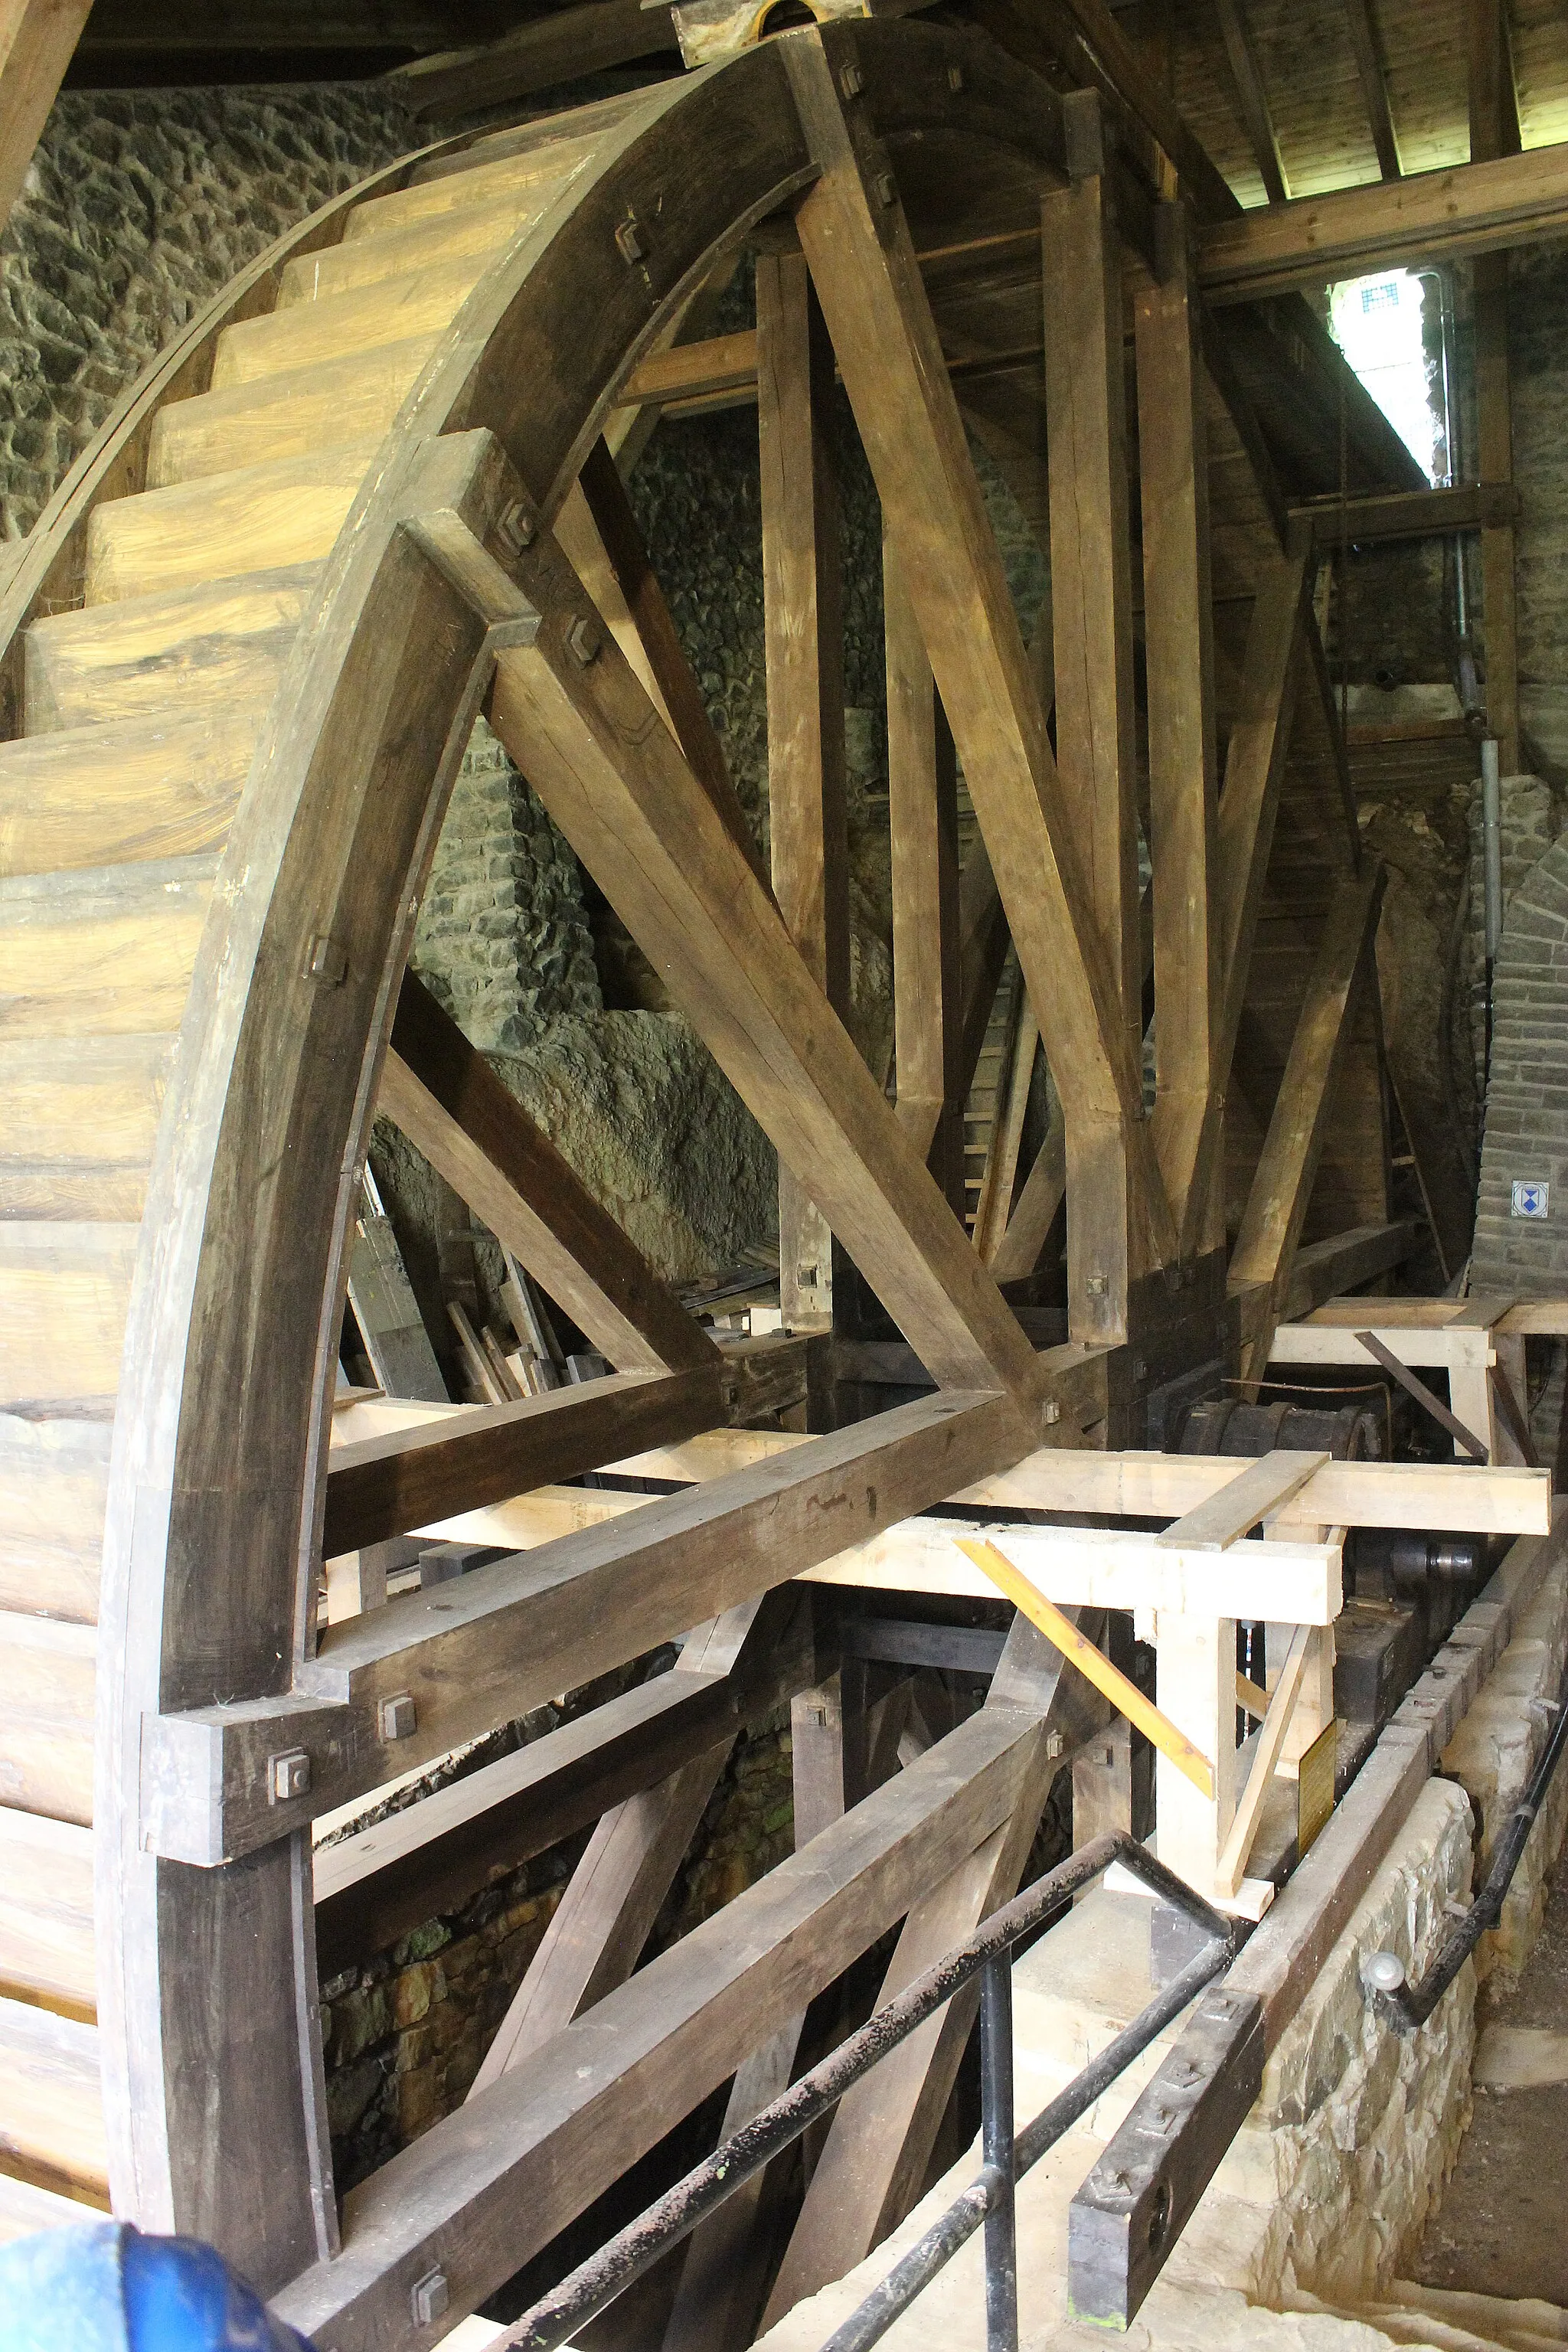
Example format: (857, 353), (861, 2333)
(211, 256), (492, 392)
(1158, 1449), (1329, 1551)
(0, 1807), (93, 2014)
(25, 564), (316, 732)
(345, 134), (603, 243)
(279, 189), (548, 309)
(0, 1993), (107, 2202)
(0, 2167), (96, 2242)
(0, 1612), (95, 1825)
(148, 337), (439, 488)
(0, 1411), (109, 1623)
(0, 856), (214, 1036)
(0, 1034), (172, 1223)
(0, 1224), (136, 1410)
(83, 443), (379, 607)
(958, 1452), (1550, 1534)
(0, 705), (260, 875)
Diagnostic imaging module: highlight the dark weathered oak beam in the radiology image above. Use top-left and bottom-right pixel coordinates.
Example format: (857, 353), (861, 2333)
(1200, 140), (1568, 302)
(488, 524), (1044, 1401)
(1343, 0), (1401, 181)
(143, 1391), (1030, 1864)
(382, 972), (717, 1375)
(322, 1367), (721, 1556)
(390, 0), (678, 117)
(1289, 481), (1520, 551)
(1214, 0), (1289, 204)
(273, 1692), (1068, 2349)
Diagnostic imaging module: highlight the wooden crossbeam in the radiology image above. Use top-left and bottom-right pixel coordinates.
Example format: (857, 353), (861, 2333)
(321, 1367), (720, 1557)
(1230, 862), (1387, 1372)
(782, 32), (1174, 1336)
(886, 537), (963, 1202)
(273, 1707), (1062, 2348)
(381, 972), (716, 1377)
(1157, 1450), (1328, 1553)
(488, 524), (1043, 1403)
(1200, 140), (1568, 302)
(390, 0), (678, 116)
(144, 1391), (1029, 1864)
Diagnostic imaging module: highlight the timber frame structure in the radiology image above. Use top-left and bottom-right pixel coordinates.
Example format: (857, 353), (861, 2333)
(3, 7), (1568, 2348)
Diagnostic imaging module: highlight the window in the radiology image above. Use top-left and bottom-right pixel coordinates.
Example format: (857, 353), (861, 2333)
(1329, 268), (1441, 482)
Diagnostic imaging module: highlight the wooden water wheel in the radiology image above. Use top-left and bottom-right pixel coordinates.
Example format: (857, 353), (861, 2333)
(0, 18), (1416, 2344)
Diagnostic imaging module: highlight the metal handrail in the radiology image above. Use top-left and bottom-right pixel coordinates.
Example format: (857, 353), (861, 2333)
(497, 1834), (1237, 2352)
(1364, 1659), (1568, 2034)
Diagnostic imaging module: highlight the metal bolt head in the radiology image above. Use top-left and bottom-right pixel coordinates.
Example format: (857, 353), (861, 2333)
(380, 1692), (417, 1743)
(615, 216), (646, 264)
(947, 63), (964, 90)
(410, 2268), (449, 2325)
(1044, 1400), (1062, 1426)
(874, 168), (898, 208)
(1045, 1728), (1065, 1760)
(496, 497), (535, 557)
(1085, 1272), (1107, 1295)
(269, 1749), (311, 1803)
(304, 935), (347, 986)
(567, 614), (603, 666)
(839, 62), (864, 97)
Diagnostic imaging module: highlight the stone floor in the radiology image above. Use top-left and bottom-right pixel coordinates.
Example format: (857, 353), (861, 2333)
(1413, 1834), (1568, 2308)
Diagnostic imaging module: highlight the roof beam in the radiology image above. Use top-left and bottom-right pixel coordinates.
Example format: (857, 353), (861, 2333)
(1213, 0), (1289, 204)
(1343, 0), (1402, 180)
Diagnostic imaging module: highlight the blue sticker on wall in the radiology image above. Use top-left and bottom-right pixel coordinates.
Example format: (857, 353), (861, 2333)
(1512, 1179), (1550, 1220)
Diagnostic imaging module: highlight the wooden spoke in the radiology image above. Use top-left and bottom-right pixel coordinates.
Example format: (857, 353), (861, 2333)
(1137, 204), (1222, 1253)
(382, 972), (717, 1375)
(274, 1704), (1059, 2350)
(782, 31), (1175, 1340)
(488, 525), (1044, 1404)
(761, 1609), (1107, 2325)
(1230, 862), (1388, 1374)
(885, 537), (963, 1205)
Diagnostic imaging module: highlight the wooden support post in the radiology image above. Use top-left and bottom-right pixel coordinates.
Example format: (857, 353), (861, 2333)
(1469, 0), (1521, 775)
(1230, 864), (1387, 1377)
(1042, 91), (1141, 1061)
(1138, 203), (1222, 1255)
(757, 243), (849, 1333)
(885, 536), (964, 1209)
(783, 32), (1174, 1343)
(1154, 1609), (1241, 1902)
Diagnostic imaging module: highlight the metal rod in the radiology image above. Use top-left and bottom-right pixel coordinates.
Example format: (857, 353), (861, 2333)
(1354, 1328), (1490, 1462)
(980, 1952), (1018, 2352)
(1482, 732), (1503, 1083)
(1365, 1658), (1568, 2033)
(496, 1837), (1230, 2352)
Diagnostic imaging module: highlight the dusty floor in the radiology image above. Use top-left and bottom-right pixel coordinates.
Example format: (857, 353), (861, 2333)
(1415, 1835), (1568, 2305)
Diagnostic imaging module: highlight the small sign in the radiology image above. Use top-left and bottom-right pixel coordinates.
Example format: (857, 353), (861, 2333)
(1298, 1720), (1339, 1860)
(1513, 1179), (1550, 1220)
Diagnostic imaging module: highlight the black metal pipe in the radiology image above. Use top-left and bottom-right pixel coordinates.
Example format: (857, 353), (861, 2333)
(495, 1837), (1229, 2352)
(981, 1953), (1018, 2352)
(1364, 1663), (1568, 2034)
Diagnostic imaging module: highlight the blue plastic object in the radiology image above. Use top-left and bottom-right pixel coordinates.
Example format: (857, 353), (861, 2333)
(0, 2223), (315, 2352)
